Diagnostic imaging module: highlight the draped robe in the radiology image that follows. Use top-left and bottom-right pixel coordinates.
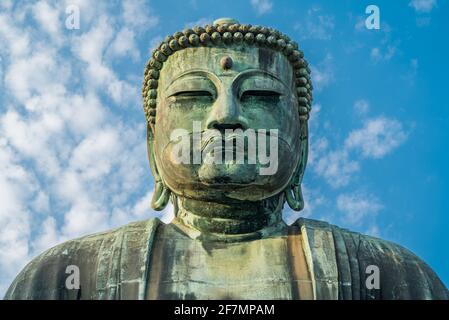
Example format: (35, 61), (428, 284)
(5, 218), (448, 300)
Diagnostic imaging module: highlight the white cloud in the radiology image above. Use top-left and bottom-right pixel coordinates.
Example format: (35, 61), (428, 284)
(365, 224), (380, 237)
(370, 46), (397, 62)
(251, 0), (273, 15)
(0, 0), (13, 10)
(353, 99), (370, 116)
(0, 13), (31, 58)
(122, 0), (159, 29)
(69, 129), (121, 180)
(1, 110), (63, 176)
(345, 117), (408, 159)
(315, 150), (360, 188)
(311, 113), (408, 187)
(71, 16), (139, 107)
(370, 48), (380, 60)
(337, 192), (383, 225)
(294, 7), (335, 40)
(32, 1), (62, 43)
(310, 53), (334, 91)
(403, 58), (419, 84)
(71, 15), (114, 75)
(409, 0), (437, 13)
(5, 47), (70, 104)
(109, 27), (140, 60)
(64, 93), (106, 136)
(0, 0), (161, 297)
(33, 217), (60, 254)
(32, 191), (50, 213)
(416, 16), (432, 27)
(108, 0), (159, 61)
(61, 201), (110, 239)
(308, 136), (327, 166)
(354, 17), (366, 32)
(0, 141), (35, 295)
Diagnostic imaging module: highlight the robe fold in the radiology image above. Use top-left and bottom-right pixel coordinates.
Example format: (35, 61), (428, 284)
(4, 217), (448, 300)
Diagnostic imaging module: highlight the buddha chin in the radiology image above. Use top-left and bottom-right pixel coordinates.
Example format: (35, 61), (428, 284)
(197, 161), (273, 202)
(198, 159), (258, 186)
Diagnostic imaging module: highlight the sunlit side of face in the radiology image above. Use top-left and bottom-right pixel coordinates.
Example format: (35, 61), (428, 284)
(153, 45), (302, 202)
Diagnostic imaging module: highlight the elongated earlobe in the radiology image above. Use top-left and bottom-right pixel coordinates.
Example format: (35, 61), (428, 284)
(147, 124), (171, 211)
(285, 184), (304, 211)
(284, 122), (308, 211)
(151, 180), (171, 210)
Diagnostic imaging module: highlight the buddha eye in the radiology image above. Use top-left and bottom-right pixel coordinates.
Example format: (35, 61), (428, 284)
(169, 90), (214, 108)
(172, 90), (213, 97)
(241, 90), (281, 97)
(240, 90), (281, 103)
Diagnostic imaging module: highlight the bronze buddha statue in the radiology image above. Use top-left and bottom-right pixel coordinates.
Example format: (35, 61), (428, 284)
(5, 18), (448, 300)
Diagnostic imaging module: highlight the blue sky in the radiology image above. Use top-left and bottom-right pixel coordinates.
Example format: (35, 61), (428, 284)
(0, 0), (448, 296)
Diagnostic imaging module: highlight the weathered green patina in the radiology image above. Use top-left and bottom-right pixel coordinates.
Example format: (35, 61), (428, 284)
(4, 18), (448, 300)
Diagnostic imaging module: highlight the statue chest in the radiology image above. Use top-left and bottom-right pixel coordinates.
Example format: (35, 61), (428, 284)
(146, 224), (313, 299)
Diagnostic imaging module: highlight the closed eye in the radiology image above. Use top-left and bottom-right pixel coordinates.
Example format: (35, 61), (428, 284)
(241, 90), (281, 99)
(171, 90), (213, 97)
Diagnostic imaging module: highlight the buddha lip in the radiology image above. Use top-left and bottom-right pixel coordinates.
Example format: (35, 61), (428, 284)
(202, 138), (247, 156)
(200, 131), (274, 148)
(201, 133), (262, 152)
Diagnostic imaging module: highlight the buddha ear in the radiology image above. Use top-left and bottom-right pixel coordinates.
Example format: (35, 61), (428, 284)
(284, 121), (309, 211)
(147, 124), (171, 211)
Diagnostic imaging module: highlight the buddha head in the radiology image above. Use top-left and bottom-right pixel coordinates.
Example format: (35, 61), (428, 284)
(142, 18), (312, 217)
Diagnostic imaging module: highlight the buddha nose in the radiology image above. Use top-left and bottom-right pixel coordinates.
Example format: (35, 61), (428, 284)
(206, 89), (248, 131)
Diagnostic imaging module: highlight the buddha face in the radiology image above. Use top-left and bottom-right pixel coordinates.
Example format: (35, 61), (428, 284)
(152, 45), (302, 202)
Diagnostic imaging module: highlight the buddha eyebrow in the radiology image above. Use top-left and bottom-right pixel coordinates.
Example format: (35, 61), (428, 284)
(164, 71), (219, 98)
(167, 70), (219, 88)
(232, 69), (289, 90)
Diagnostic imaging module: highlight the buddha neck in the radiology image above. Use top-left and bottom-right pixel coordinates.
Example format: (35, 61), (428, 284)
(172, 195), (287, 242)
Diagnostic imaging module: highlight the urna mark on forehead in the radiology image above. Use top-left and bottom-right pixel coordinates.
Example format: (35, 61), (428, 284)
(158, 46), (295, 91)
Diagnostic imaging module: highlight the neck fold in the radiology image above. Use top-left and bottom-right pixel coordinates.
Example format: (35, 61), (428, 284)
(173, 195), (287, 241)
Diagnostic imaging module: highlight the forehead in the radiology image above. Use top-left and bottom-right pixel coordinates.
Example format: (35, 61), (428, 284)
(159, 46), (294, 88)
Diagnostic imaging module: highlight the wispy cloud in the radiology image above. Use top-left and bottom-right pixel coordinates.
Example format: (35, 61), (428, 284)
(370, 46), (397, 62)
(294, 7), (335, 40)
(337, 192), (383, 225)
(311, 112), (408, 188)
(32, 1), (62, 43)
(0, 0), (164, 296)
(345, 117), (408, 159)
(122, 0), (159, 29)
(353, 99), (370, 116)
(250, 0), (273, 16)
(403, 58), (419, 84)
(310, 53), (334, 91)
(314, 149), (360, 188)
(409, 0), (438, 13)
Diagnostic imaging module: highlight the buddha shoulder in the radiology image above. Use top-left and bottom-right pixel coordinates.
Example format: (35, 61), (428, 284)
(4, 218), (161, 300)
(294, 218), (449, 299)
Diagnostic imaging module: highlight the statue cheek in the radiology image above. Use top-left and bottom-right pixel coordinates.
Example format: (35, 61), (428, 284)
(278, 103), (301, 145)
(157, 104), (210, 135)
(157, 140), (200, 192)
